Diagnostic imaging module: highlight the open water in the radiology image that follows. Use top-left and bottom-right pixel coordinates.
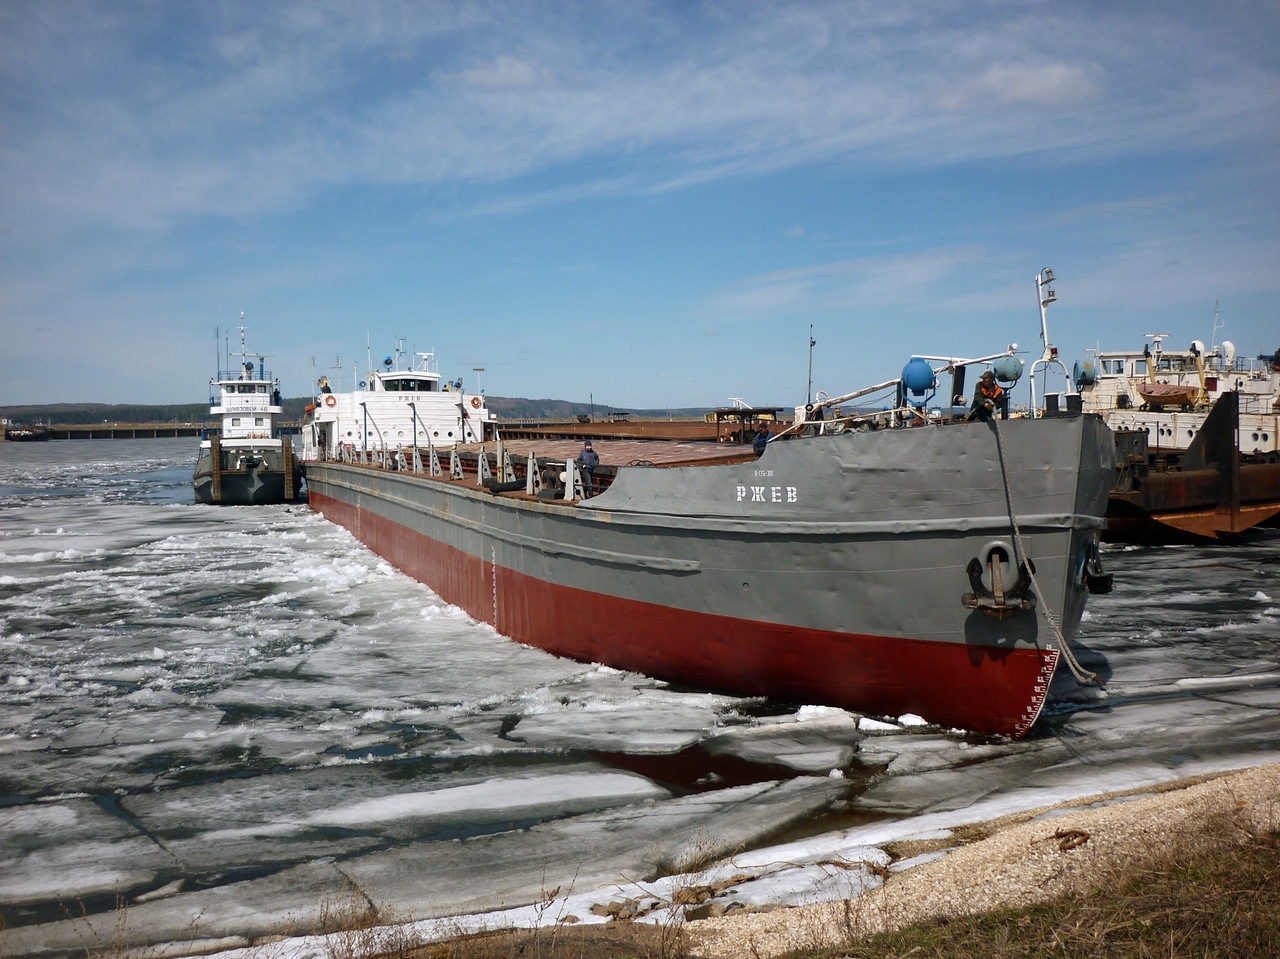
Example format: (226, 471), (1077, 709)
(1, 437), (1278, 950)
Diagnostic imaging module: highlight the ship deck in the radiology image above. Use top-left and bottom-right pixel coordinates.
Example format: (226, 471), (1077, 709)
(454, 436), (758, 468)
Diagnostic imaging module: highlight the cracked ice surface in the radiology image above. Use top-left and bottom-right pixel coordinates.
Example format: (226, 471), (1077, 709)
(1, 439), (1279, 958)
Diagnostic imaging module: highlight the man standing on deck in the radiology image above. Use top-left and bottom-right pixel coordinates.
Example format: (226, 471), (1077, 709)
(575, 439), (600, 495)
(753, 421), (772, 455)
(966, 370), (1007, 422)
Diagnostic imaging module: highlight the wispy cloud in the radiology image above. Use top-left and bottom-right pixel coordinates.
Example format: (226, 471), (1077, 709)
(705, 248), (991, 318)
(3, 1), (1276, 239)
(1, 2), (1277, 405)
(935, 61), (1104, 111)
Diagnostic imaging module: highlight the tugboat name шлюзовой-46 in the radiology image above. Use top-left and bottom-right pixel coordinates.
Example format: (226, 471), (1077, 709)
(300, 305), (1116, 739)
(193, 317), (302, 505)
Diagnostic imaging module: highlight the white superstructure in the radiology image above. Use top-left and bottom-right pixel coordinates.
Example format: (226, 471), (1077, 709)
(205, 357), (285, 445)
(302, 343), (495, 461)
(1077, 333), (1280, 458)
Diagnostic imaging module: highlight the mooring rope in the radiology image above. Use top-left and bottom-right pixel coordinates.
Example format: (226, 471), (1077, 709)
(990, 417), (1101, 686)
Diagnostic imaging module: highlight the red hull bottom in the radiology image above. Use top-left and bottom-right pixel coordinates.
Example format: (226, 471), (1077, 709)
(310, 491), (1058, 738)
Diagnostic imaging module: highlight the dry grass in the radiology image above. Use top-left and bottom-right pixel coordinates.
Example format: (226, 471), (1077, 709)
(410, 818), (1279, 959)
(307, 883), (429, 959)
(776, 810), (1280, 959)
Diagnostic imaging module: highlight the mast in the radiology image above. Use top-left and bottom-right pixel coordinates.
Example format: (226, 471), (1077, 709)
(1029, 267), (1070, 413)
(806, 325), (816, 405)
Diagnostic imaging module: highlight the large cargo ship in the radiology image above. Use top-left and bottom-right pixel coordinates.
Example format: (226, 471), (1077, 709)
(301, 342), (1115, 738)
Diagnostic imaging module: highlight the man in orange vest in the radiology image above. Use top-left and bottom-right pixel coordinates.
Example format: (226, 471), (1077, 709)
(966, 370), (1007, 422)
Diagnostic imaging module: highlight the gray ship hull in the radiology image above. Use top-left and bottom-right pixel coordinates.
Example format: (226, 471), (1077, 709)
(305, 415), (1114, 736)
(193, 445), (302, 505)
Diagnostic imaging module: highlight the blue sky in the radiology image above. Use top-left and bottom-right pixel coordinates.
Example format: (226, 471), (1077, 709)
(2, 1), (1278, 409)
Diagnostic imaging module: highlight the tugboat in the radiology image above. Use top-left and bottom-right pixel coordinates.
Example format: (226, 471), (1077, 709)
(193, 318), (302, 505)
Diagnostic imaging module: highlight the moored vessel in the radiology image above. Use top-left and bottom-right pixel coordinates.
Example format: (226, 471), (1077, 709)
(2, 421), (49, 442)
(1074, 326), (1280, 542)
(302, 336), (1115, 738)
(301, 341), (495, 462)
(193, 318), (302, 505)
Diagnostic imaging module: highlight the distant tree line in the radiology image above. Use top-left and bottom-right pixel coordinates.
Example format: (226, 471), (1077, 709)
(1, 397), (711, 425)
(484, 397), (708, 420)
(1, 402), (214, 426)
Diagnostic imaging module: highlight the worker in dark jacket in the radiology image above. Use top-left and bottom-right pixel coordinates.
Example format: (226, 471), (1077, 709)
(966, 370), (1007, 421)
(575, 439), (600, 495)
(752, 422), (772, 455)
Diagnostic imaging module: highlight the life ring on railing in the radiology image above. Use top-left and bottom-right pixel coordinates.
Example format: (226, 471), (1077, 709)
(324, 395), (337, 407)
(470, 396), (482, 409)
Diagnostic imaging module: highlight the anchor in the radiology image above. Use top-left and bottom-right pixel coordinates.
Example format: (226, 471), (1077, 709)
(1081, 536), (1114, 594)
(962, 554), (1036, 619)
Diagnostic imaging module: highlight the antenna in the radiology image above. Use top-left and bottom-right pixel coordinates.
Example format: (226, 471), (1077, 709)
(806, 325), (816, 404)
(1210, 300), (1223, 352)
(1037, 268), (1056, 356)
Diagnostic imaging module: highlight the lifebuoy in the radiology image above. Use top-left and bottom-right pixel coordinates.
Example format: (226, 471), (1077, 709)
(470, 396), (482, 409)
(324, 395), (336, 407)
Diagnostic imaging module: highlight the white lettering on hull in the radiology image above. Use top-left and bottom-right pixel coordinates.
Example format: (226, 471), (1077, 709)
(735, 485), (798, 503)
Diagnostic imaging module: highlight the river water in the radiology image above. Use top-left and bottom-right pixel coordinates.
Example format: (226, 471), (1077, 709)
(1, 437), (1278, 951)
